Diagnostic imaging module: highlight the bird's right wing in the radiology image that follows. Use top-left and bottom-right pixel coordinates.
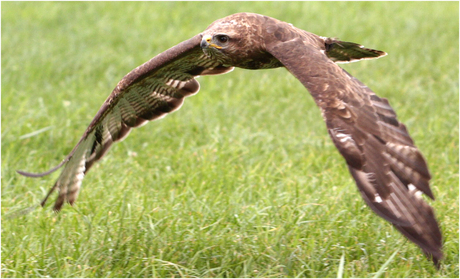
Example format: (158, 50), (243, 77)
(18, 34), (233, 211)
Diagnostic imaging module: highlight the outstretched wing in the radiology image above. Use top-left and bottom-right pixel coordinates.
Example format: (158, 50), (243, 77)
(17, 34), (233, 211)
(267, 36), (442, 265)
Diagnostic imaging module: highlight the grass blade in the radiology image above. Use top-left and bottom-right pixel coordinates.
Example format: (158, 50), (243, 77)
(372, 247), (400, 278)
(337, 251), (345, 278)
(19, 126), (53, 140)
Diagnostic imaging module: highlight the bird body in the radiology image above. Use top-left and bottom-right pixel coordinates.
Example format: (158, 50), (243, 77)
(18, 12), (442, 266)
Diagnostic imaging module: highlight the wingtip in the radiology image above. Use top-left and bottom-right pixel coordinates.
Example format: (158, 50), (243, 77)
(324, 38), (388, 64)
(427, 250), (443, 269)
(433, 258), (441, 270)
(16, 159), (68, 178)
(16, 169), (47, 178)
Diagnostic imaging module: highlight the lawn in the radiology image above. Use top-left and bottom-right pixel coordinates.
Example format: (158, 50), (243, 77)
(2, 2), (458, 278)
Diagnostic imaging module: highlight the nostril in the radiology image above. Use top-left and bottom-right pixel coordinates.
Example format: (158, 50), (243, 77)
(200, 40), (208, 48)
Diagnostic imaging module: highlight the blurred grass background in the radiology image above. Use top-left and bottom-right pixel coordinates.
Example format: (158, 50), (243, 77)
(2, 2), (458, 277)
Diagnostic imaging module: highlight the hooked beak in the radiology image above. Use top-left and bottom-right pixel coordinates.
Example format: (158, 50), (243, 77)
(201, 35), (223, 49)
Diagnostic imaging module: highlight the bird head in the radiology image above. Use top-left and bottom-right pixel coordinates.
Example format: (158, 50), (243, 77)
(200, 13), (283, 69)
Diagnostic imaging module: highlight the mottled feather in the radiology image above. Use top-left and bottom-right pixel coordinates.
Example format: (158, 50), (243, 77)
(264, 22), (440, 265)
(19, 35), (233, 211)
(18, 12), (442, 267)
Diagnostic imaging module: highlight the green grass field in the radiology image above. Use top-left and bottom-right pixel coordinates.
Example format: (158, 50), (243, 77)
(2, 2), (458, 278)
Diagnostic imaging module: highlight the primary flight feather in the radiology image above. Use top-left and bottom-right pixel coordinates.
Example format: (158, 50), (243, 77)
(18, 12), (442, 266)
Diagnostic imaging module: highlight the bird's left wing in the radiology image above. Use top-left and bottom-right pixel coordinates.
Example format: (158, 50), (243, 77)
(266, 35), (442, 265)
(18, 34), (233, 211)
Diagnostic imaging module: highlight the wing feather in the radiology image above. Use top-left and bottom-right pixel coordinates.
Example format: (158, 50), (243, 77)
(16, 13), (442, 266)
(266, 33), (442, 265)
(18, 34), (234, 211)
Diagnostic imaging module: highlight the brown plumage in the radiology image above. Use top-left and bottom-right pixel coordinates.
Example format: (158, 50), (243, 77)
(17, 13), (442, 266)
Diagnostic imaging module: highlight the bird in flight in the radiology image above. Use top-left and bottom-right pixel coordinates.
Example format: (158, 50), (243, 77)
(18, 12), (442, 266)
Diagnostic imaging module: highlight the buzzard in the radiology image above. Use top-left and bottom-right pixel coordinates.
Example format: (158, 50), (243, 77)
(18, 13), (442, 266)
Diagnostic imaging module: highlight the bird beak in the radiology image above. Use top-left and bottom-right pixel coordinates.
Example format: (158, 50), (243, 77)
(201, 35), (222, 49)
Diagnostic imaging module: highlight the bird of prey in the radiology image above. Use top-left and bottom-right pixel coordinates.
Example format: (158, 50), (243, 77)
(18, 13), (442, 266)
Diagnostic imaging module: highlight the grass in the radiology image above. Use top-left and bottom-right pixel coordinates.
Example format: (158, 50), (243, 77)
(2, 2), (458, 278)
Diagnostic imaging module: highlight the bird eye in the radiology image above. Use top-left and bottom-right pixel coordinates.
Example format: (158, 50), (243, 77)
(216, 35), (229, 43)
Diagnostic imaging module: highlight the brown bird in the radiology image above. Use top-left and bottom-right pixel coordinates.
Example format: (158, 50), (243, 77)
(18, 13), (442, 266)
